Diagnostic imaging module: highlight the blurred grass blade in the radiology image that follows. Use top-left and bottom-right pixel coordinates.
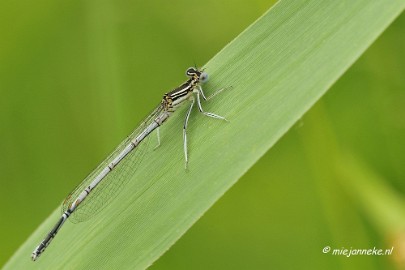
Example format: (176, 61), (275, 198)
(336, 152), (405, 234)
(4, 0), (404, 269)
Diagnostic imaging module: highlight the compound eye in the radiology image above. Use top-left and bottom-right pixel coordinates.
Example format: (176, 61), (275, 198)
(186, 67), (197, 77)
(200, 72), (209, 83)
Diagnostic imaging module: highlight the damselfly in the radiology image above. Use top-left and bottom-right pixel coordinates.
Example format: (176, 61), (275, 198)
(31, 67), (226, 261)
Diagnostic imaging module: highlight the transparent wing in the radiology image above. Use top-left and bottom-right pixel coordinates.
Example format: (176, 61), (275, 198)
(62, 105), (164, 223)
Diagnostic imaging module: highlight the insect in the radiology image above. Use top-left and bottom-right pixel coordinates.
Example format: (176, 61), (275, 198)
(31, 67), (227, 261)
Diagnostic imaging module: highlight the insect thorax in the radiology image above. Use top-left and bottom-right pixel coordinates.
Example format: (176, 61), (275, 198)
(163, 79), (197, 111)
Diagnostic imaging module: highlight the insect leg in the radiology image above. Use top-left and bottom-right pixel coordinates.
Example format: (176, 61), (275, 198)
(183, 98), (195, 168)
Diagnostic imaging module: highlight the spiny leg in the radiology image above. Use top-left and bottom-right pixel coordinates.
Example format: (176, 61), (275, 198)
(195, 89), (228, 121)
(183, 98), (195, 168)
(197, 85), (232, 101)
(196, 85), (207, 100)
(153, 127), (161, 150)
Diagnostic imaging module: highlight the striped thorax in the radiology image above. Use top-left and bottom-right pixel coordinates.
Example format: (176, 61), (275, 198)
(163, 67), (208, 112)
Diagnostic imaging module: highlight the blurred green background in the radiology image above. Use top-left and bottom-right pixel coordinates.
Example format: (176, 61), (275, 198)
(1, 0), (404, 269)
